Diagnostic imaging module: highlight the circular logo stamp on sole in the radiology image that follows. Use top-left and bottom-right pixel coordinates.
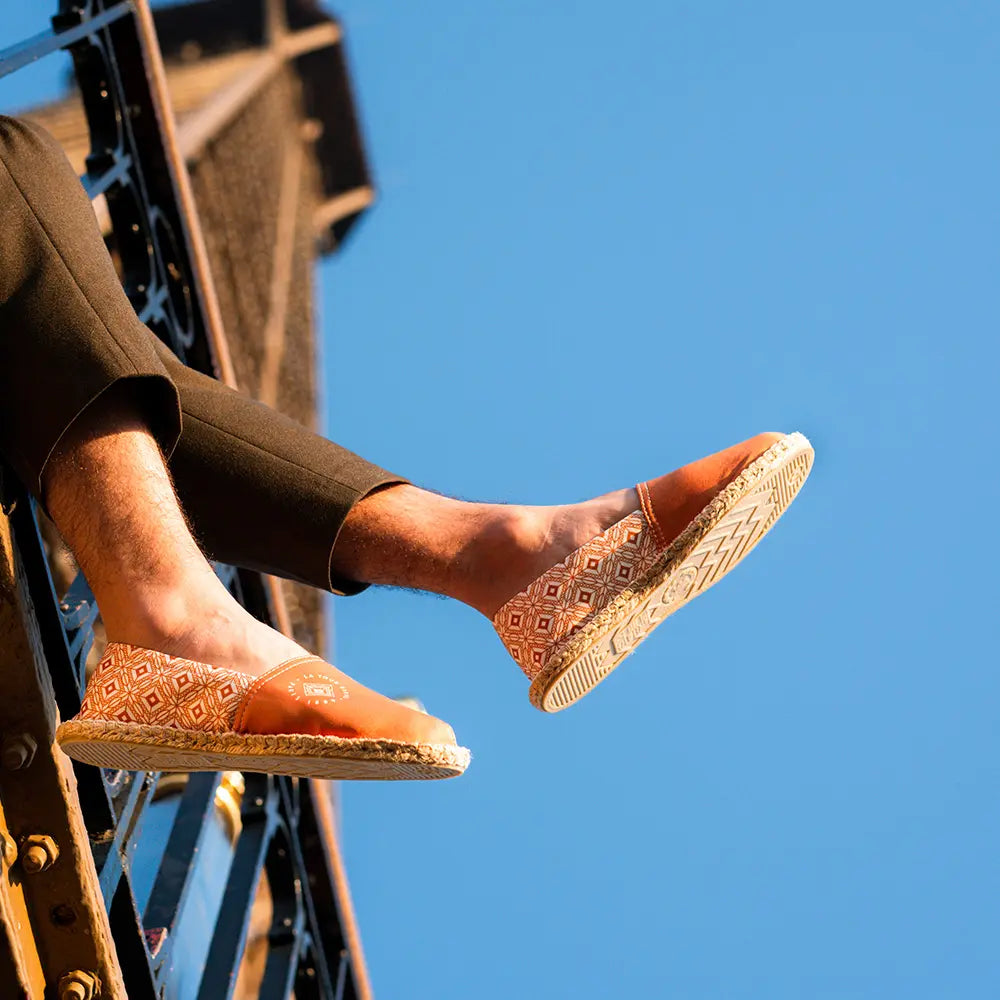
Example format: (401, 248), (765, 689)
(660, 566), (697, 608)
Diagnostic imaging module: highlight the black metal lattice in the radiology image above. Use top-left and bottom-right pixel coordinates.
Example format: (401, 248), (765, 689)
(0, 4), (361, 997)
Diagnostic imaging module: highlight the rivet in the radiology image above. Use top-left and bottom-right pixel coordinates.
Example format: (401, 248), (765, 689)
(21, 834), (59, 873)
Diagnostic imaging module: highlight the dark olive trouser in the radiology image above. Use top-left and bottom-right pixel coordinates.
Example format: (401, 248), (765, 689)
(0, 115), (401, 595)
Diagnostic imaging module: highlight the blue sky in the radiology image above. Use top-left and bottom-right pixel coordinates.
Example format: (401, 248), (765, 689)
(3, 3), (999, 998)
(321, 4), (999, 998)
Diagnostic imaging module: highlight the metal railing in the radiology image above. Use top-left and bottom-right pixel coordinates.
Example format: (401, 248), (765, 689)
(0, 3), (365, 997)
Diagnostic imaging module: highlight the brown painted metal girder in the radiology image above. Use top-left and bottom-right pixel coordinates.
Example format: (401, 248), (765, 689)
(0, 512), (127, 999)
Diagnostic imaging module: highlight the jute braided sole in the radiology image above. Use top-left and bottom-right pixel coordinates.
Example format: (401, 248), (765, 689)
(530, 432), (814, 712)
(56, 720), (470, 780)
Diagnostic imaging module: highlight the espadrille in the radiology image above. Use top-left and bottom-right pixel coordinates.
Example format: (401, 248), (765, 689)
(494, 431), (814, 712)
(56, 643), (470, 779)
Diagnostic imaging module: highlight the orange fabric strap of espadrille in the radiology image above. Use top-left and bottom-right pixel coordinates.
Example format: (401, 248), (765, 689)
(636, 481), (665, 548)
(637, 433), (782, 552)
(492, 510), (663, 679)
(232, 656), (353, 736)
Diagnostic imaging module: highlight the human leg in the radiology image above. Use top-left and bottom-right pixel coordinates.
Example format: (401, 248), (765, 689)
(0, 115), (461, 771)
(42, 394), (459, 754)
(151, 338), (405, 596)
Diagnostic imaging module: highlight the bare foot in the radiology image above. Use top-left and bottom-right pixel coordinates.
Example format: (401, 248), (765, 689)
(457, 488), (641, 618)
(334, 483), (641, 620)
(105, 577), (308, 678)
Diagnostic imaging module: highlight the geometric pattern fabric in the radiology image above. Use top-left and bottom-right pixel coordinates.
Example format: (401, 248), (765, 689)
(77, 642), (253, 733)
(493, 510), (663, 679)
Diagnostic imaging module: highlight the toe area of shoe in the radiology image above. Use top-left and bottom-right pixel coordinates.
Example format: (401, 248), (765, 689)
(640, 431), (789, 547)
(747, 431), (786, 454)
(395, 708), (457, 747)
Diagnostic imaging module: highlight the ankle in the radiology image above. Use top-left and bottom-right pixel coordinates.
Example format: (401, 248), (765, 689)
(98, 584), (306, 678)
(98, 578), (233, 650)
(332, 483), (640, 618)
(452, 505), (556, 617)
(457, 492), (641, 618)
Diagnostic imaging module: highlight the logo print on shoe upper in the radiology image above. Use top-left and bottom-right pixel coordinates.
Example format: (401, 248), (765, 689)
(287, 673), (350, 706)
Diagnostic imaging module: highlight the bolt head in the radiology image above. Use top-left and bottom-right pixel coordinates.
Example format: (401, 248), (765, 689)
(20, 834), (59, 873)
(2, 733), (37, 770)
(58, 970), (100, 1000)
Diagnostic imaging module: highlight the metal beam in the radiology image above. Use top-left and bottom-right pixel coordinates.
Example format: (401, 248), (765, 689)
(258, 130), (305, 409)
(0, 3), (131, 80)
(174, 21), (345, 165)
(176, 51), (281, 163)
(314, 186), (375, 235)
(0, 508), (128, 999)
(132, 0), (240, 387)
(281, 22), (343, 60)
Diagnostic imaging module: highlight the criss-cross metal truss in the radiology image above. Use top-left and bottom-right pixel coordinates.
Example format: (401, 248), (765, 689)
(0, 3), (367, 998)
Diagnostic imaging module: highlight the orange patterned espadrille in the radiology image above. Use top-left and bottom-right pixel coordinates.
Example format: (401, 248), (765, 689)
(494, 432), (814, 712)
(56, 643), (470, 779)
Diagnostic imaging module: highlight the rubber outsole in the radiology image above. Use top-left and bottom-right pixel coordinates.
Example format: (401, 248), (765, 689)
(56, 720), (470, 780)
(529, 432), (814, 712)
